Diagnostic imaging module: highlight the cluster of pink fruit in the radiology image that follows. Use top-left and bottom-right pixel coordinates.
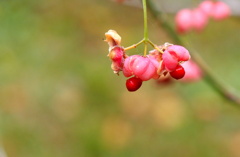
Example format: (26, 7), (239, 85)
(175, 0), (231, 34)
(105, 30), (201, 92)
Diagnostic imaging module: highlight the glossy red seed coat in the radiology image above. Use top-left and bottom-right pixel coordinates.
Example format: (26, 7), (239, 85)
(169, 65), (185, 80)
(126, 77), (142, 92)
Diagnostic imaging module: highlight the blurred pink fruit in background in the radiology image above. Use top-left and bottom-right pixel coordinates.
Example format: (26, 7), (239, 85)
(175, 9), (193, 34)
(211, 1), (231, 20)
(181, 60), (202, 82)
(192, 8), (209, 32)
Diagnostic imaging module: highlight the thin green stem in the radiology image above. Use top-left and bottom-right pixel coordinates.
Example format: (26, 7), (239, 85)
(142, 0), (148, 40)
(124, 39), (144, 51)
(125, 0), (164, 56)
(148, 40), (164, 53)
(144, 42), (148, 56)
(124, 38), (164, 54)
(146, 0), (240, 106)
(142, 0), (148, 56)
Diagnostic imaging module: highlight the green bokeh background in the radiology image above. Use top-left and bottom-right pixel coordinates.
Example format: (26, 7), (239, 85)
(0, 0), (240, 157)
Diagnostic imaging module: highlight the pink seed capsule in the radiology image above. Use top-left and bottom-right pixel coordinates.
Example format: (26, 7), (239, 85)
(108, 46), (125, 74)
(123, 55), (139, 78)
(123, 55), (159, 81)
(162, 45), (190, 72)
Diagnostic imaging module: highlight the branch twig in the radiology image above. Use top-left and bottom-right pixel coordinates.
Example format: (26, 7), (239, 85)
(146, 0), (240, 106)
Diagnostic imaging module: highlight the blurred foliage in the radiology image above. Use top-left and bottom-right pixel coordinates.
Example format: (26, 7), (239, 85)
(0, 0), (240, 157)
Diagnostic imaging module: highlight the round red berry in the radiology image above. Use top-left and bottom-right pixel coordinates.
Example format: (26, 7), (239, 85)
(170, 64), (185, 80)
(126, 77), (142, 92)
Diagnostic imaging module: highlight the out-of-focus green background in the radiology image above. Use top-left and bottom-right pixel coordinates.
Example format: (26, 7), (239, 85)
(0, 0), (240, 157)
